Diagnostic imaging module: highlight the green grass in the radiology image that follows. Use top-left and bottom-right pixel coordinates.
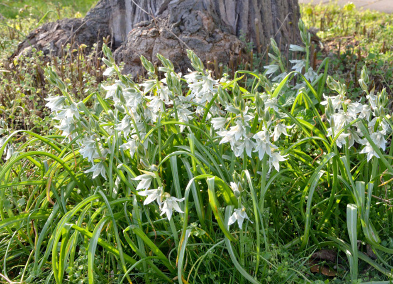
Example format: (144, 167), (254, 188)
(0, 0), (98, 19)
(301, 2), (393, 98)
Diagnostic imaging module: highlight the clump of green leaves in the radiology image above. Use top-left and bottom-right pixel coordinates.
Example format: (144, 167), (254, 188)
(1, 23), (393, 284)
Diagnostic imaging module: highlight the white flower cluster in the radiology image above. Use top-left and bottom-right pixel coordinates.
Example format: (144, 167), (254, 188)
(45, 96), (79, 140)
(43, 50), (296, 223)
(322, 76), (391, 161)
(214, 97), (290, 173)
(132, 171), (184, 220)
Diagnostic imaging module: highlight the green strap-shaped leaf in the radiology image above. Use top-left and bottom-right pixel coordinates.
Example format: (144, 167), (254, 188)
(224, 206), (260, 284)
(347, 204), (358, 283)
(178, 229), (191, 284)
(301, 152), (335, 249)
(131, 226), (175, 273)
(88, 217), (111, 284)
(207, 177), (236, 242)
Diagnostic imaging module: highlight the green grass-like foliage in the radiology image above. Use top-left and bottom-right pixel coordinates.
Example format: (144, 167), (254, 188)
(0, 0), (98, 19)
(301, 2), (393, 98)
(1, 21), (393, 284)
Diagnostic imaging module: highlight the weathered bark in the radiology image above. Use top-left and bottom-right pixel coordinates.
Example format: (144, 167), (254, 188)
(11, 0), (300, 77)
(107, 0), (300, 51)
(113, 0), (245, 75)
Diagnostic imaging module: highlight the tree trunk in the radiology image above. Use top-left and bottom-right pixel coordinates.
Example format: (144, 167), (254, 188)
(11, 0), (300, 76)
(107, 0), (300, 51)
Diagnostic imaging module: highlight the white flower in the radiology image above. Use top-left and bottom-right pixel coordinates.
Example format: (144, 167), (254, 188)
(124, 88), (143, 111)
(45, 96), (66, 111)
(184, 71), (201, 83)
(347, 128), (363, 148)
(329, 112), (351, 130)
(290, 60), (306, 73)
(359, 105), (371, 121)
(0, 137), (6, 148)
(230, 182), (241, 197)
(158, 85), (172, 103)
(272, 123), (292, 141)
(211, 117), (227, 130)
(174, 106), (193, 132)
(84, 162), (107, 180)
(160, 194), (185, 220)
(367, 93), (377, 110)
(55, 117), (75, 138)
(228, 121), (247, 142)
(5, 144), (14, 160)
(103, 67), (115, 77)
(304, 68), (317, 82)
(186, 73), (219, 106)
(115, 115), (133, 138)
(320, 94), (342, 111)
(146, 96), (164, 122)
(241, 106), (254, 122)
(55, 104), (80, 120)
(140, 79), (157, 94)
(347, 102), (363, 116)
(103, 81), (124, 103)
(228, 206), (252, 229)
(360, 142), (380, 162)
(371, 132), (386, 151)
(335, 132), (350, 148)
(138, 187), (163, 206)
(233, 137), (255, 158)
(265, 97), (279, 112)
(133, 173), (155, 191)
(268, 151), (288, 172)
(264, 64), (279, 76)
(380, 120), (390, 135)
(289, 44), (306, 52)
(120, 138), (138, 158)
(79, 136), (108, 163)
(272, 72), (288, 82)
(253, 129), (276, 160)
(218, 120), (247, 146)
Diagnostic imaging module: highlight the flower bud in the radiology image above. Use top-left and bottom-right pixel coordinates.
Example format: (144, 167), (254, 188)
(264, 110), (271, 122)
(359, 79), (368, 92)
(326, 98), (334, 117)
(270, 38), (281, 56)
(140, 158), (150, 169)
(137, 143), (146, 156)
(361, 65), (369, 85)
(240, 99), (245, 112)
(378, 88), (388, 108)
(326, 76), (338, 91)
(150, 164), (158, 172)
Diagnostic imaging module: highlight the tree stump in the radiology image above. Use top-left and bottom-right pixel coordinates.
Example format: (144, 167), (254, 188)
(11, 0), (301, 77)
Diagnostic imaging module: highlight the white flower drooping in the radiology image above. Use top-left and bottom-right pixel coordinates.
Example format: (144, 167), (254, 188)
(84, 162), (107, 180)
(272, 123), (292, 141)
(268, 151), (288, 172)
(253, 128), (277, 160)
(133, 172), (155, 191)
(45, 96), (66, 111)
(160, 193), (185, 220)
(138, 187), (163, 206)
(228, 206), (252, 229)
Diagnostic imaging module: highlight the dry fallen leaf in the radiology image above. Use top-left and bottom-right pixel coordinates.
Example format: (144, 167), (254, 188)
(309, 260), (337, 277)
